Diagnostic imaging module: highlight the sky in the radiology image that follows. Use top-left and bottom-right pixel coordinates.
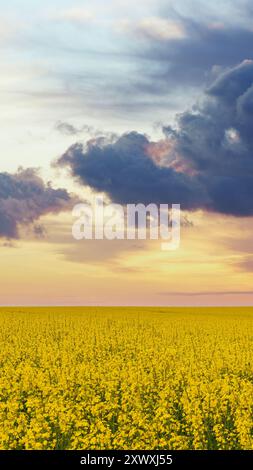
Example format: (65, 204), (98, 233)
(1, 0), (253, 305)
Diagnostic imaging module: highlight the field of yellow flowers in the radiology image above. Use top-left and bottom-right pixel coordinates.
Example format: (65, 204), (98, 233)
(0, 307), (252, 450)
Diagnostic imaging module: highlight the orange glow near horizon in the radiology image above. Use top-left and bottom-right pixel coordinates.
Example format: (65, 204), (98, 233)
(1, 210), (252, 306)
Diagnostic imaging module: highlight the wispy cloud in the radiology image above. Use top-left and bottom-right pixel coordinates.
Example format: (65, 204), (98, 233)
(118, 17), (186, 41)
(49, 7), (94, 26)
(55, 121), (117, 141)
(159, 291), (253, 296)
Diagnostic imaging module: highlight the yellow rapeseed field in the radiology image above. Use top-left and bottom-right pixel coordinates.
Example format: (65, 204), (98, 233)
(0, 307), (252, 450)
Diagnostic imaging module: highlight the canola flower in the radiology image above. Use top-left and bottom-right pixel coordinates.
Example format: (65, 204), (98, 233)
(0, 307), (252, 450)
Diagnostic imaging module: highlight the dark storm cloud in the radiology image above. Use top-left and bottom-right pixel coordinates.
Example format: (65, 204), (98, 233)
(135, 18), (253, 90)
(164, 60), (253, 215)
(56, 132), (208, 209)
(55, 60), (253, 217)
(0, 168), (73, 239)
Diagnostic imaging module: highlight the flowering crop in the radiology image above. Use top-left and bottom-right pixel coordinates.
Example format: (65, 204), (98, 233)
(0, 307), (252, 450)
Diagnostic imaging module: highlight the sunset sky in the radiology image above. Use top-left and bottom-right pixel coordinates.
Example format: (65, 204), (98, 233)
(1, 0), (253, 305)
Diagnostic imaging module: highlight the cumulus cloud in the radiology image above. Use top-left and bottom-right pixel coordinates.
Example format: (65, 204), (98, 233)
(55, 60), (253, 217)
(0, 168), (74, 239)
(164, 60), (253, 215)
(56, 132), (207, 209)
